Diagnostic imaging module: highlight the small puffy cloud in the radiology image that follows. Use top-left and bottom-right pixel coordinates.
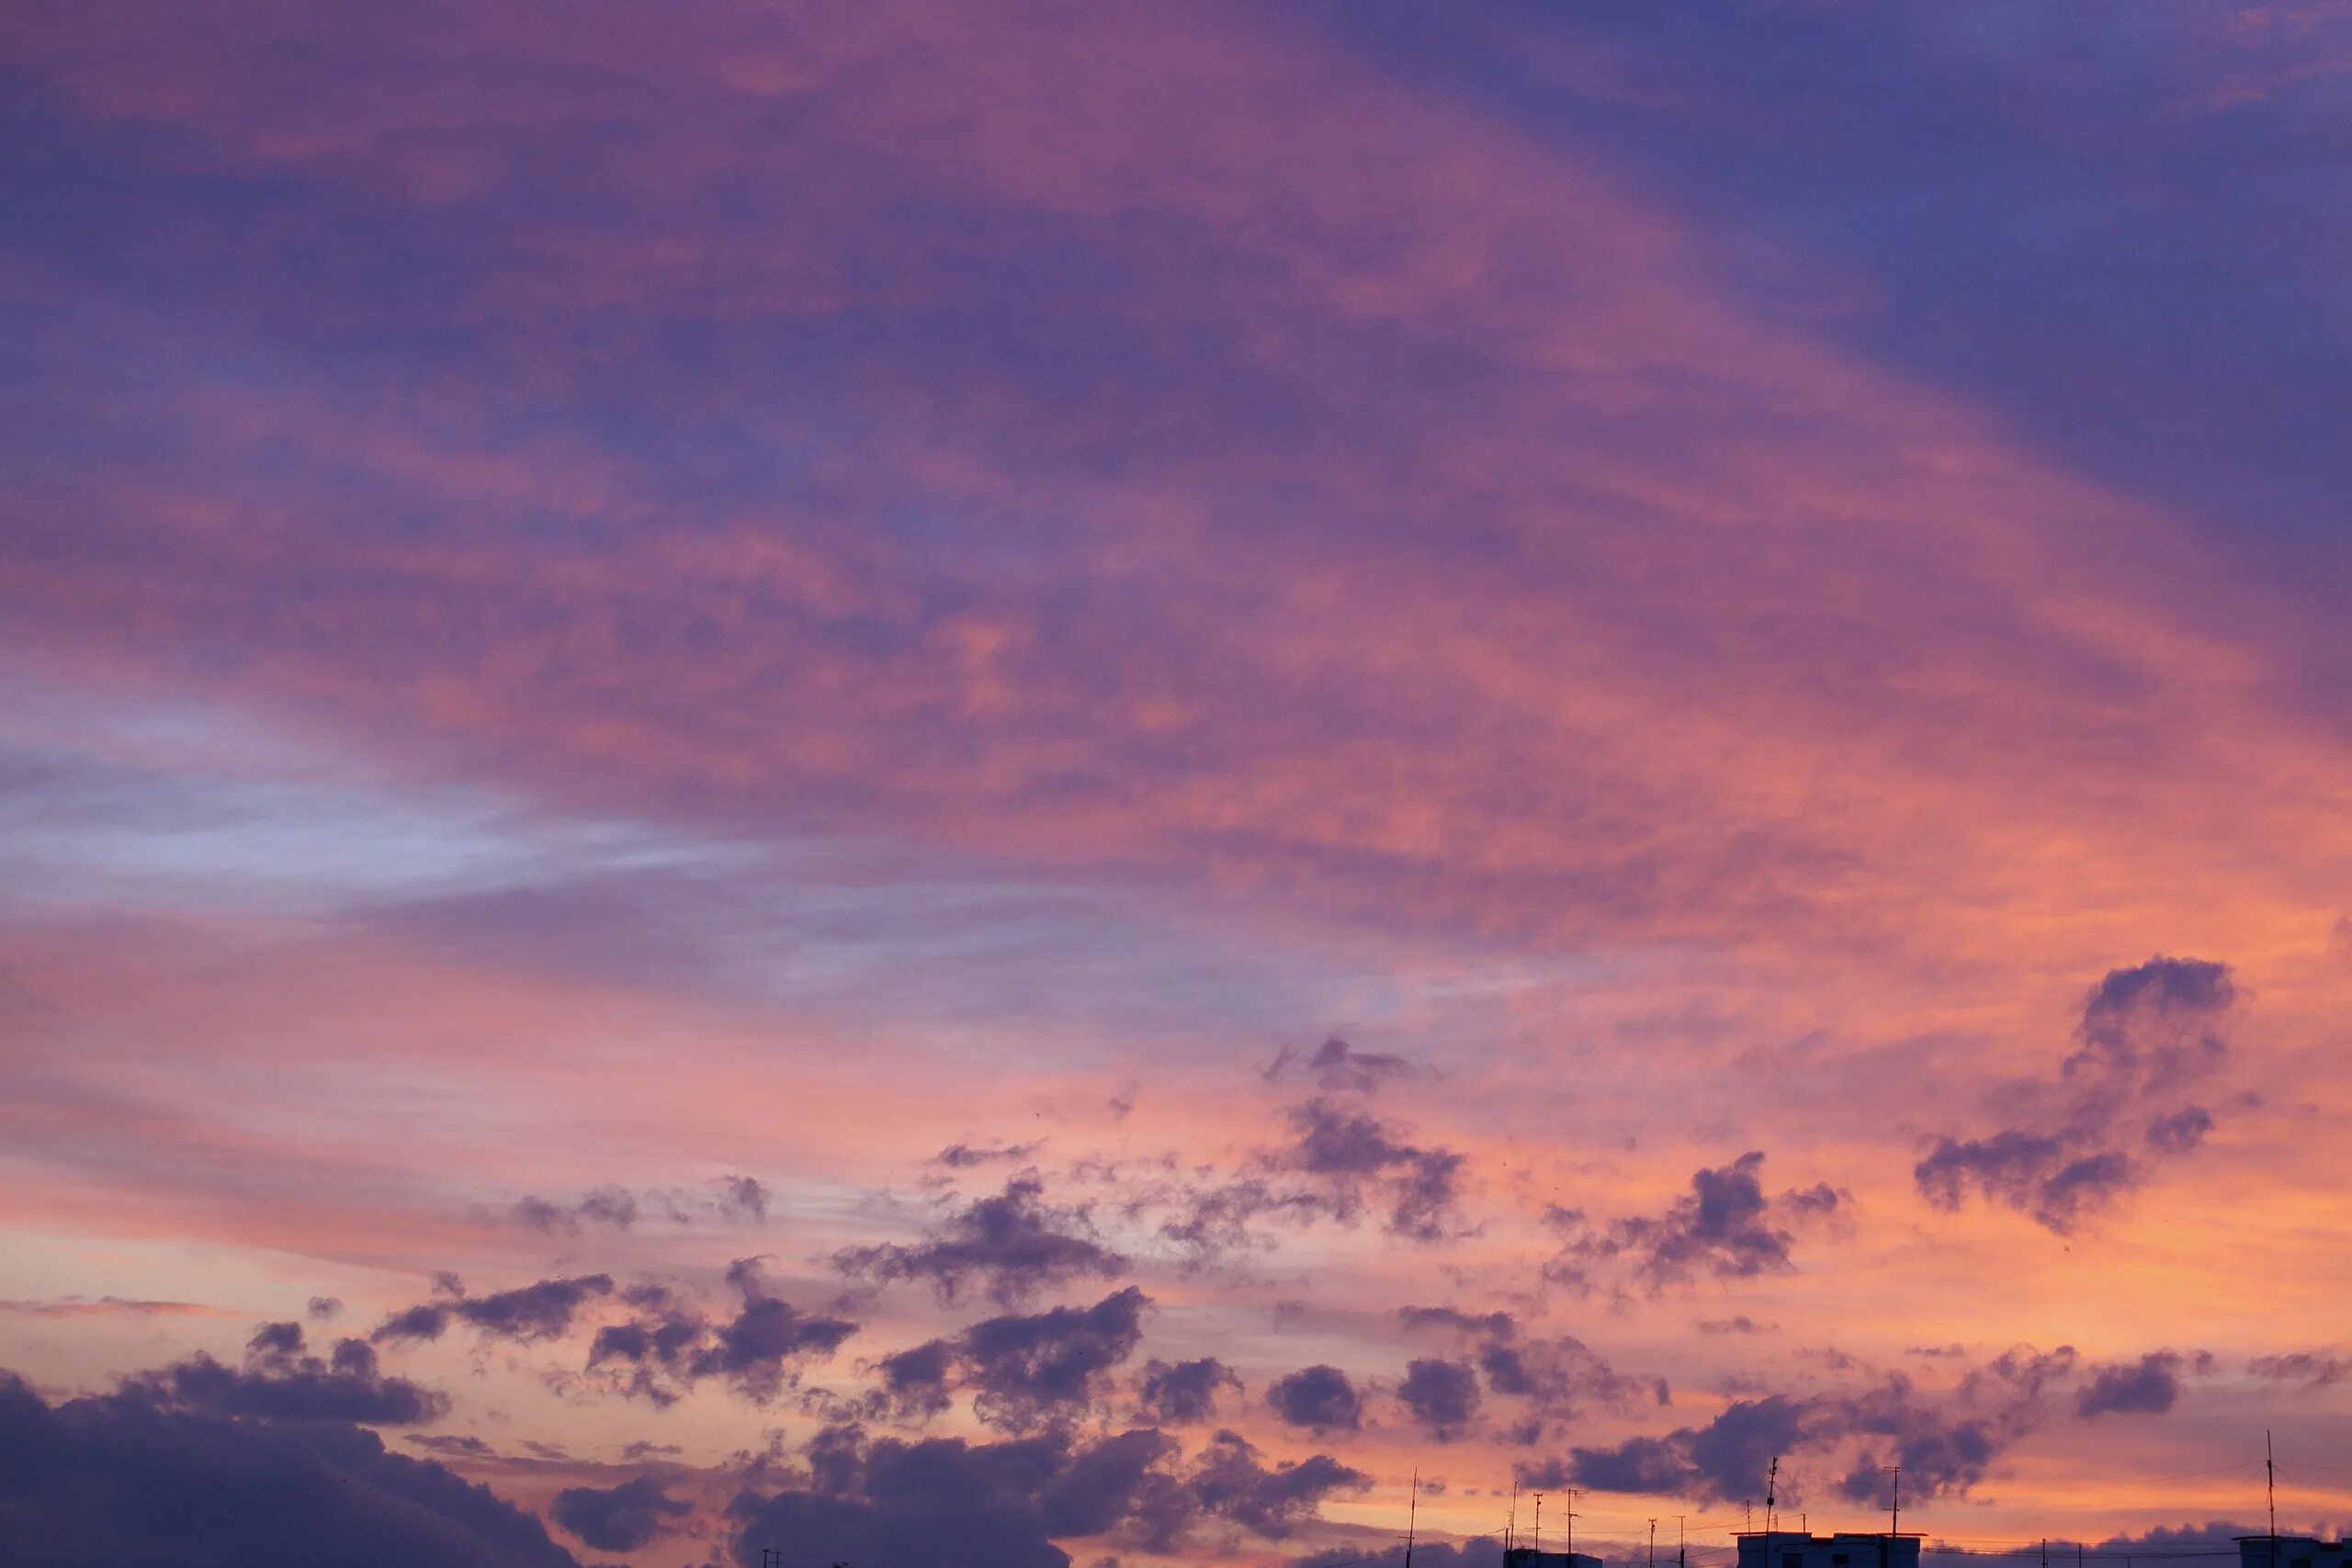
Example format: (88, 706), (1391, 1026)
(1279, 1099), (1466, 1242)
(589, 1265), (857, 1404)
(718, 1176), (771, 1223)
(123, 1321), (446, 1426)
(836, 1176), (1128, 1306)
(957, 1287), (1153, 1433)
(373, 1274), (615, 1347)
(1137, 1357), (1243, 1426)
(1268, 1364), (1363, 1434)
(1188, 1428), (1371, 1539)
(2076, 1351), (2188, 1417)
(553, 1474), (693, 1552)
(1569, 1345), (2078, 1505)
(858, 1287), (1153, 1433)
(2247, 1351), (2352, 1389)
(511, 1177), (771, 1231)
(1399, 1305), (1516, 1338)
(1397, 1304), (1646, 1416)
(873, 1339), (956, 1421)
(1917, 956), (2235, 1233)
(1554, 1152), (1840, 1291)
(1397, 1358), (1480, 1438)
(937, 1142), (1045, 1169)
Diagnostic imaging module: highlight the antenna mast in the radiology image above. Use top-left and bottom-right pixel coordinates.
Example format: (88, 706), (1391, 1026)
(1406, 1469), (1419, 1568)
(2268, 1429), (2278, 1539)
(1509, 1480), (1520, 1554)
(1533, 1492), (1544, 1554)
(1767, 1456), (1780, 1540)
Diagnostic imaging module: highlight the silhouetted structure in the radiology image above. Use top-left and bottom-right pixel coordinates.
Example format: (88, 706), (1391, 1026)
(2238, 1538), (2350, 1568)
(1737, 1532), (1921, 1568)
(1506, 1549), (1605, 1568)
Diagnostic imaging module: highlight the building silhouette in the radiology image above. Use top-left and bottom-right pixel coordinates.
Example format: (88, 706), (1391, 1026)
(2238, 1539), (2351, 1568)
(1505, 1549), (1606, 1568)
(1737, 1532), (1922, 1568)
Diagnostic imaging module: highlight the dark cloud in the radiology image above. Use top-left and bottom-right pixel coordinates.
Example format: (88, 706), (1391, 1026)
(512, 1178), (772, 1232)
(836, 1176), (1128, 1306)
(1268, 1364), (1362, 1434)
(874, 1339), (957, 1421)
(1555, 1153), (1838, 1291)
(1156, 1177), (1333, 1259)
(1042, 1427), (1186, 1543)
(1188, 1428), (1371, 1539)
(1397, 1358), (1480, 1437)
(718, 1176), (771, 1223)
(2076, 1352), (2187, 1417)
(1397, 1304), (1645, 1416)
(0, 1369), (579, 1568)
(1153, 1100), (1473, 1259)
(514, 1185), (639, 1232)
(1914, 1135), (2139, 1233)
(728, 1433), (1079, 1568)
(2247, 1351), (2351, 1389)
(1827, 1346), (2080, 1505)
(1399, 1305), (1517, 1338)
(1483, 1335), (1654, 1415)
(1571, 1346), (2077, 1506)
(1918, 957), (2234, 1232)
(728, 1419), (1361, 1568)
(373, 1274), (615, 1347)
(124, 1322), (446, 1426)
(938, 1142), (1046, 1169)
(1698, 1316), (1764, 1335)
(306, 1296), (343, 1321)
(589, 1267), (856, 1404)
(553, 1474), (693, 1552)
(1569, 1393), (1844, 1500)
(2101, 1524), (2269, 1548)
(1137, 1357), (1243, 1426)
(1280, 1099), (1467, 1242)
(958, 1287), (1152, 1433)
(1263, 1036), (1417, 1094)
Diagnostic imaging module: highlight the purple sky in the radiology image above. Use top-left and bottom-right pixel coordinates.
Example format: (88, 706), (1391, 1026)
(3, 5), (2351, 1567)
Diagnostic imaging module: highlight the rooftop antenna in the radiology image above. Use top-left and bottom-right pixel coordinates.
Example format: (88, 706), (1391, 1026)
(1510, 1479), (1521, 1554)
(1767, 1456), (1781, 1540)
(1885, 1466), (1901, 1540)
(1567, 1487), (1580, 1559)
(1406, 1469), (1419, 1568)
(1651, 1517), (1660, 1568)
(2267, 1429), (2280, 1568)
(1679, 1514), (1688, 1568)
(1534, 1492), (1544, 1554)
(2268, 1429), (2278, 1540)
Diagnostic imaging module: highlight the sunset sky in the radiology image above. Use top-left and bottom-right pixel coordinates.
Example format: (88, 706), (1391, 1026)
(4, 4), (2351, 1566)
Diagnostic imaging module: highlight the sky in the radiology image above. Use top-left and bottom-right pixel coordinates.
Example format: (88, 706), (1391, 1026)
(2, 2), (2350, 1565)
